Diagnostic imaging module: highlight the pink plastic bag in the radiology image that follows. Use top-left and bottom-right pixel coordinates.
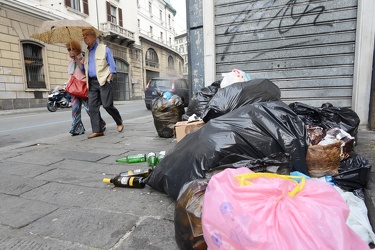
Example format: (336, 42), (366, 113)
(202, 168), (369, 250)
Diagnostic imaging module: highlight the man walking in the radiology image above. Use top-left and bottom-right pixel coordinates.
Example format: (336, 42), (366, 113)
(82, 28), (124, 139)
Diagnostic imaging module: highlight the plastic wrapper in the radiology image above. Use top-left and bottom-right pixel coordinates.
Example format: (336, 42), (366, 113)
(334, 152), (372, 191)
(335, 186), (375, 244)
(289, 102), (360, 138)
(306, 125), (325, 145)
(325, 128), (355, 155)
(145, 101), (309, 199)
(202, 79), (281, 122)
(151, 95), (184, 138)
(306, 141), (341, 177)
(182, 81), (221, 120)
(220, 69), (251, 88)
(175, 179), (209, 250)
(201, 168), (369, 250)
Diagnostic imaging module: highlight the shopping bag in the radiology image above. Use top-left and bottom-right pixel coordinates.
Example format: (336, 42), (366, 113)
(202, 168), (369, 250)
(65, 75), (88, 99)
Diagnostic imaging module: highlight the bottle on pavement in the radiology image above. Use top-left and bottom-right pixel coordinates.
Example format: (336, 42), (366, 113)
(157, 151), (166, 164)
(119, 168), (152, 178)
(147, 152), (157, 169)
(116, 153), (146, 163)
(103, 176), (146, 188)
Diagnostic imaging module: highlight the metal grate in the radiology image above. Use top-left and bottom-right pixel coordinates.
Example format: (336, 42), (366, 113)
(23, 43), (46, 88)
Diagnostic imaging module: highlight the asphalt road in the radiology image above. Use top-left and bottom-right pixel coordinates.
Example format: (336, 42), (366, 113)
(0, 100), (149, 149)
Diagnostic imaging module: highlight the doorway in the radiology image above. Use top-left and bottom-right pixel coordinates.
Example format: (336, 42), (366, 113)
(113, 59), (129, 101)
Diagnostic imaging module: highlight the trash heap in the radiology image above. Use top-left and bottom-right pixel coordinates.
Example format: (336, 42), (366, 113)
(143, 75), (374, 249)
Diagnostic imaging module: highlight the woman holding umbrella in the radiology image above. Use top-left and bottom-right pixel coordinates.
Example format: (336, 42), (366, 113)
(65, 40), (106, 136)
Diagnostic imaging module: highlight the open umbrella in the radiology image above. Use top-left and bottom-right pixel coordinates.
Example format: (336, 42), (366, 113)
(31, 19), (102, 44)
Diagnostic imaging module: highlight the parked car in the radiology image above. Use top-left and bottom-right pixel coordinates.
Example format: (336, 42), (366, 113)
(144, 77), (190, 110)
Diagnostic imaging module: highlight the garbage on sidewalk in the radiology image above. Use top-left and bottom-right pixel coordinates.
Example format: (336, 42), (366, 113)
(142, 76), (374, 248)
(105, 151), (167, 188)
(174, 120), (205, 142)
(151, 92), (185, 138)
(103, 175), (146, 188)
(174, 179), (209, 250)
(145, 100), (309, 200)
(201, 78), (281, 122)
(182, 80), (220, 121)
(201, 168), (370, 249)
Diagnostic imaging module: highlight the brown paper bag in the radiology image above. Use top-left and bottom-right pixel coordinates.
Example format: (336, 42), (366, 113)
(306, 141), (341, 177)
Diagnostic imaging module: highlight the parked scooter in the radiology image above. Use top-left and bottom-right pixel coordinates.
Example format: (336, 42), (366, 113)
(47, 87), (71, 112)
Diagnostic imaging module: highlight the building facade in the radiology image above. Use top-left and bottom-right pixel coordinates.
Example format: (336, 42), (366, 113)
(187, 0), (375, 128)
(175, 33), (188, 79)
(137, 0), (184, 86)
(0, 0), (183, 110)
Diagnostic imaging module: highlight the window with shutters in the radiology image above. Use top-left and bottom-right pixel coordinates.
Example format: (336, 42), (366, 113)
(106, 2), (123, 27)
(22, 42), (46, 89)
(65, 0), (89, 15)
(110, 5), (117, 24)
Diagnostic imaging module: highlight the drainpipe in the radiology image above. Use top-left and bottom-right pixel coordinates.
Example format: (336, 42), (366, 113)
(95, 0), (99, 30)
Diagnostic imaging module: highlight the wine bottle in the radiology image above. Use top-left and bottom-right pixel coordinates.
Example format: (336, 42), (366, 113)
(103, 176), (145, 188)
(116, 153), (146, 163)
(119, 168), (152, 178)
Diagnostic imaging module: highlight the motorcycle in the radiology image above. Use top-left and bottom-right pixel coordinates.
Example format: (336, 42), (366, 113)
(47, 87), (71, 112)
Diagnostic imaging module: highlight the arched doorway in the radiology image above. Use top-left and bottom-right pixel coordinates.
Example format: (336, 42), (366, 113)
(113, 59), (129, 101)
(145, 48), (160, 84)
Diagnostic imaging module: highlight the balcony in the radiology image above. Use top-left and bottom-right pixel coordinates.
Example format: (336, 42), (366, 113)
(100, 22), (135, 46)
(139, 30), (175, 51)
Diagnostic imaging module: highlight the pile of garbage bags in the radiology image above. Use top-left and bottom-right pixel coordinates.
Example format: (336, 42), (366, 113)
(144, 76), (373, 249)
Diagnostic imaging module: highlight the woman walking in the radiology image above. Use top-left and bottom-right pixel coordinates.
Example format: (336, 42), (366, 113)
(66, 41), (106, 136)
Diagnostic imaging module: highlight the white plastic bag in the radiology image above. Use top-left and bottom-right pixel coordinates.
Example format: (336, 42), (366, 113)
(220, 69), (251, 88)
(335, 186), (375, 244)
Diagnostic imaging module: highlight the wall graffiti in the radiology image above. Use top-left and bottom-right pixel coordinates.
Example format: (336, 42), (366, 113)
(220, 0), (333, 61)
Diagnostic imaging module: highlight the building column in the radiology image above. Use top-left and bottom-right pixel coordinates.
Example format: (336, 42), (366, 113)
(352, 0), (375, 127)
(202, 0), (216, 86)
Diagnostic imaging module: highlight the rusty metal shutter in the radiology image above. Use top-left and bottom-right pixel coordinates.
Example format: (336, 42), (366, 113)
(215, 0), (358, 107)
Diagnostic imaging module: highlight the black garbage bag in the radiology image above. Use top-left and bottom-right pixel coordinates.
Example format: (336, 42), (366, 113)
(145, 101), (309, 199)
(288, 102), (321, 125)
(214, 152), (292, 175)
(182, 80), (221, 121)
(333, 152), (372, 191)
(289, 102), (360, 137)
(151, 95), (185, 138)
(174, 179), (208, 250)
(201, 79), (281, 122)
(320, 106), (360, 138)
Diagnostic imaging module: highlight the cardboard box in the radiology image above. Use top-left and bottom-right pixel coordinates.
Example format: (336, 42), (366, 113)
(174, 120), (205, 142)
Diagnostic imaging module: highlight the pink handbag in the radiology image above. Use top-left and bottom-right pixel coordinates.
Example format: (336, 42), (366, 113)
(202, 168), (369, 250)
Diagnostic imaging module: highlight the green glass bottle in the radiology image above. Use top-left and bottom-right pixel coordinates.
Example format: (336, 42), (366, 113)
(119, 168), (152, 178)
(116, 153), (146, 163)
(147, 152), (157, 168)
(157, 151), (166, 164)
(103, 176), (145, 188)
